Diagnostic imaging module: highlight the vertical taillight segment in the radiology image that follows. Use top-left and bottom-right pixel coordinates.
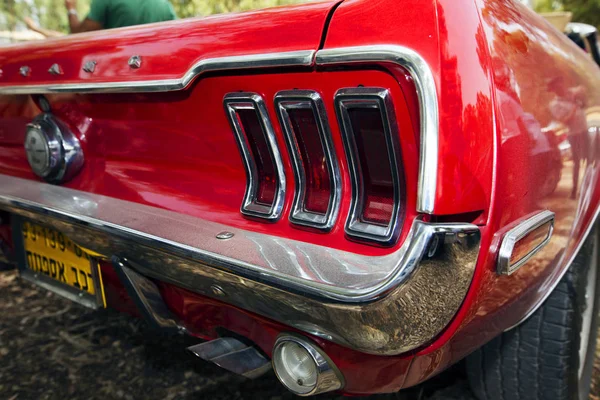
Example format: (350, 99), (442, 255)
(224, 93), (286, 221)
(275, 91), (341, 230)
(335, 88), (404, 245)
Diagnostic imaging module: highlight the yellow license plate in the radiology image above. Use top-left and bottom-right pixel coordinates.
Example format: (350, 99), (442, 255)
(21, 221), (106, 307)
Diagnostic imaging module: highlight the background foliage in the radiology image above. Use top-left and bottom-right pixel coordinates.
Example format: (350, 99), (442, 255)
(0, 0), (305, 34)
(171, 0), (305, 18)
(0, 0), (597, 36)
(535, 0), (600, 28)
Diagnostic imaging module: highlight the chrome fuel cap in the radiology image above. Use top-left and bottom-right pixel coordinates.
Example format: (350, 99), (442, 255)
(24, 114), (84, 183)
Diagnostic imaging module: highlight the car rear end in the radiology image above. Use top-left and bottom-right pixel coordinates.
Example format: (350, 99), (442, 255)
(4, 0), (596, 397)
(0, 0), (484, 395)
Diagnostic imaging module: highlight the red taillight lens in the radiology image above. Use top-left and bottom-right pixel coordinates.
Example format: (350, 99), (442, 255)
(275, 91), (341, 231)
(348, 108), (394, 226)
(335, 88), (403, 245)
(236, 109), (277, 205)
(224, 93), (286, 220)
(287, 108), (331, 214)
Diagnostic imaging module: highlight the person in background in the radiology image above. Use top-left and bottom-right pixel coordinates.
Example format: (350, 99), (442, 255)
(25, 0), (177, 37)
(65, 0), (177, 32)
(23, 17), (63, 38)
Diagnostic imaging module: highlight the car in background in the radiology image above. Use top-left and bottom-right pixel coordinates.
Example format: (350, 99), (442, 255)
(567, 22), (600, 66)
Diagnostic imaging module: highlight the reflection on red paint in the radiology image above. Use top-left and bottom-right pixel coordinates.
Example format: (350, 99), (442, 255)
(348, 108), (395, 226)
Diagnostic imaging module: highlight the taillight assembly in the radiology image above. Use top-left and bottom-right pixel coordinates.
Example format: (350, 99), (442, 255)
(275, 91), (341, 231)
(225, 86), (405, 246)
(335, 88), (404, 245)
(224, 93), (286, 220)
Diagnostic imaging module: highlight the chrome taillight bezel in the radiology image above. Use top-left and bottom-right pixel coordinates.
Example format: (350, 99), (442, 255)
(335, 87), (404, 245)
(224, 92), (286, 221)
(275, 90), (341, 231)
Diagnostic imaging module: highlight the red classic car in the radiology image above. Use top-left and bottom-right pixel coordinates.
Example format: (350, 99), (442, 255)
(0, 0), (599, 398)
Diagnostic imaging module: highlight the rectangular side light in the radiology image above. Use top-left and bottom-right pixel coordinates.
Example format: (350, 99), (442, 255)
(497, 211), (555, 275)
(335, 88), (404, 245)
(224, 93), (286, 221)
(275, 91), (341, 230)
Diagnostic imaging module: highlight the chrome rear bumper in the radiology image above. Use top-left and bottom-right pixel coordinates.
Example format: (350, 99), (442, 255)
(0, 174), (481, 355)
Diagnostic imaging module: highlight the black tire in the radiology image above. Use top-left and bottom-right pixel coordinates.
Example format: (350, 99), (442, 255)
(466, 229), (600, 400)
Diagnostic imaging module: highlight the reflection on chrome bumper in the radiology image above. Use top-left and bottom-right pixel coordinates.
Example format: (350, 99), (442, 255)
(0, 239), (11, 264)
(0, 175), (481, 355)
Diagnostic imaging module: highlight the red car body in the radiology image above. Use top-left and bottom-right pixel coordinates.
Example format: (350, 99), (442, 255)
(0, 0), (599, 395)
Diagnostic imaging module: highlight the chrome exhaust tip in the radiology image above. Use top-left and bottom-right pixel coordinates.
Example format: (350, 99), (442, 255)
(187, 337), (271, 379)
(272, 334), (344, 396)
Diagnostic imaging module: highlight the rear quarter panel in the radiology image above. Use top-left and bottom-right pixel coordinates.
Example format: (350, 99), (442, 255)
(404, 0), (600, 387)
(323, 0), (496, 217)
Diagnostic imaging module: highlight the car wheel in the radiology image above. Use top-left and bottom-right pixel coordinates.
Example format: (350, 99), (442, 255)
(466, 227), (599, 400)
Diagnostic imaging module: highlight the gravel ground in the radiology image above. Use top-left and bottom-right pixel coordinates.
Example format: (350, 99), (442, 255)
(0, 269), (597, 400)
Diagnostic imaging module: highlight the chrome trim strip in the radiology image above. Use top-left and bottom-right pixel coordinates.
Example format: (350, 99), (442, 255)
(0, 175), (478, 303)
(497, 211), (555, 276)
(224, 93), (286, 221)
(0, 175), (479, 354)
(334, 87), (403, 245)
(315, 45), (439, 214)
(274, 90), (341, 231)
(0, 51), (316, 94)
(0, 177), (472, 302)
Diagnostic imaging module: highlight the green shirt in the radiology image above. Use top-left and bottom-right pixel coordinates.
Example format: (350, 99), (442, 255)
(87, 0), (177, 29)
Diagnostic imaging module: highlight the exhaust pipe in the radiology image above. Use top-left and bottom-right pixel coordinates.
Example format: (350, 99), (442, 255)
(111, 256), (341, 394)
(187, 337), (271, 379)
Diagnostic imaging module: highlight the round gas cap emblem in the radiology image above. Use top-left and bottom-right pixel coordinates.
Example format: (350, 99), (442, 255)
(24, 127), (51, 177)
(24, 114), (84, 183)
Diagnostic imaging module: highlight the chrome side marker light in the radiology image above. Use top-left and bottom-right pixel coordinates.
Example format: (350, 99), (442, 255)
(497, 210), (555, 275)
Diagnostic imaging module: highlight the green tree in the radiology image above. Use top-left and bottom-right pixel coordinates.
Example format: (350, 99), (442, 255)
(0, 0), (89, 33)
(535, 0), (600, 28)
(562, 0), (600, 29)
(170, 0), (305, 18)
(0, 0), (306, 35)
(3, 0), (595, 36)
(534, 0), (562, 12)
